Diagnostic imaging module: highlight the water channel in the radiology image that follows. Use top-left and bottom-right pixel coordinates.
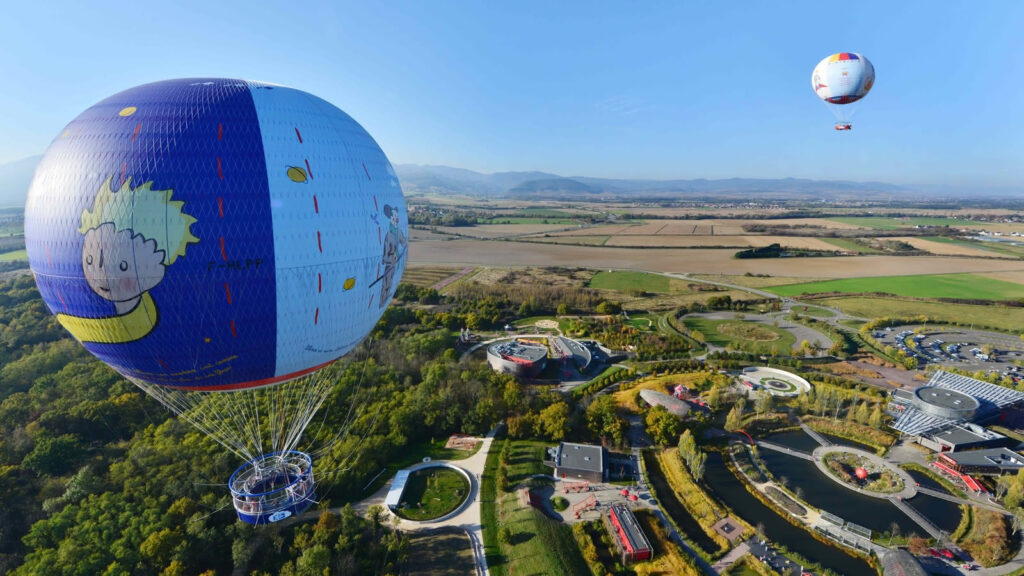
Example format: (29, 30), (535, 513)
(761, 431), (963, 536)
(704, 452), (877, 576)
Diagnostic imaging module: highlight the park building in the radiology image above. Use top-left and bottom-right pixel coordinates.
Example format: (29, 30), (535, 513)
(887, 371), (1024, 452)
(604, 504), (653, 564)
(937, 448), (1024, 476)
(545, 442), (607, 483)
(486, 340), (548, 378)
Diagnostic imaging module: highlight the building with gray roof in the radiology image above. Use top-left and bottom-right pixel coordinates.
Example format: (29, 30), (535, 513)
(888, 370), (1024, 438)
(939, 448), (1024, 475)
(545, 442), (606, 483)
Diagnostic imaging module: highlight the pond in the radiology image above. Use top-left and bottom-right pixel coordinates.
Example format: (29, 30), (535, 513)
(704, 453), (876, 576)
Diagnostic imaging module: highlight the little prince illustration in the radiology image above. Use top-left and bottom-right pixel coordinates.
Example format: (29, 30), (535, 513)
(56, 176), (198, 343)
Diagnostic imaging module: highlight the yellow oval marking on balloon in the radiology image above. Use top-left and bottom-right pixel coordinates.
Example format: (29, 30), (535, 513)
(61, 129), (71, 138)
(118, 106), (137, 117)
(204, 337), (211, 343)
(344, 277), (356, 290)
(287, 166), (308, 183)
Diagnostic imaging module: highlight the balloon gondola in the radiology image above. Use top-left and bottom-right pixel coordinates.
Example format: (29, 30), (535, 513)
(24, 78), (407, 524)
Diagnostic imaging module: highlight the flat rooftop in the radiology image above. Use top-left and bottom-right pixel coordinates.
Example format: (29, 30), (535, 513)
(550, 442), (604, 473)
(488, 341), (548, 363)
(914, 387), (979, 411)
(943, 448), (1024, 471)
(930, 423), (1004, 446)
(609, 504), (652, 554)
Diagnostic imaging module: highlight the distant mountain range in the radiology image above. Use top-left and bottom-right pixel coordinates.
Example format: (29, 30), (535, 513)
(394, 164), (909, 201)
(0, 155), (985, 207)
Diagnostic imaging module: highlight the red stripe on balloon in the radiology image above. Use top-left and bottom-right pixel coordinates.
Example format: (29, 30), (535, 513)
(363, 163), (371, 180)
(218, 123), (223, 141)
(373, 195), (378, 211)
(294, 127), (303, 143)
(318, 273), (322, 293)
(157, 358), (170, 369)
(217, 157), (223, 180)
(304, 159), (313, 179)
(131, 123), (142, 142)
(314, 308), (319, 324)
(313, 195), (319, 213)
(120, 163), (127, 184)
(220, 238), (227, 260)
(218, 197), (224, 218)
(230, 321), (237, 338)
(224, 282), (232, 304)
(56, 290), (66, 308)
(161, 358), (339, 391)
(317, 231), (322, 253)
(368, 294), (374, 308)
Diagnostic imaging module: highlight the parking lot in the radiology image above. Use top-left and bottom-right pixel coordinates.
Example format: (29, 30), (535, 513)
(873, 325), (1024, 384)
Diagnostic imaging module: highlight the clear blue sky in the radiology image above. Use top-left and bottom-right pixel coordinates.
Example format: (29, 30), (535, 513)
(1, 1), (1022, 191)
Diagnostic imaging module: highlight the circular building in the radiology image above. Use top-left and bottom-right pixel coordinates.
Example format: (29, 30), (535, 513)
(740, 367), (811, 397)
(912, 386), (979, 420)
(487, 340), (548, 377)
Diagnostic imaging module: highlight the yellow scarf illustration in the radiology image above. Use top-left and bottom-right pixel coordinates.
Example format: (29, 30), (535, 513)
(57, 292), (158, 344)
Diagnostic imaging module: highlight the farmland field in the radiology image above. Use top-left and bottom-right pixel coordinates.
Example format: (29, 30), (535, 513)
(402, 529), (476, 576)
(410, 238), (1024, 278)
(924, 236), (1024, 259)
(821, 237), (883, 254)
(0, 249), (27, 262)
(818, 296), (1024, 333)
(889, 237), (1006, 258)
(768, 273), (1024, 300)
(827, 216), (978, 230)
(402, 266), (471, 288)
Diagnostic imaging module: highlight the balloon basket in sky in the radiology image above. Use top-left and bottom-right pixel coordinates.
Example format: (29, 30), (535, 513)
(812, 52), (875, 130)
(230, 451), (315, 525)
(24, 78), (406, 523)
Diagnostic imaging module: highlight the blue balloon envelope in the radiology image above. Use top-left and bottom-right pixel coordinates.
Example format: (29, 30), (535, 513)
(25, 78), (407, 391)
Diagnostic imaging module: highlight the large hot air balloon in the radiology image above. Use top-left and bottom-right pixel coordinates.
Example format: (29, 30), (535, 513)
(24, 78), (407, 524)
(811, 52), (875, 130)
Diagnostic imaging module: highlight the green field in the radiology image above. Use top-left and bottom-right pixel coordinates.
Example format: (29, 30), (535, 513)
(683, 317), (796, 352)
(820, 237), (883, 254)
(394, 467), (470, 521)
(819, 296), (1024, 333)
(589, 270), (673, 293)
(0, 249), (27, 262)
(828, 216), (976, 230)
(487, 441), (589, 576)
(791, 305), (835, 318)
(769, 273), (1024, 301)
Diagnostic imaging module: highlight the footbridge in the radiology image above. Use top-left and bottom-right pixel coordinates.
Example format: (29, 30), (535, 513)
(914, 486), (1007, 514)
(800, 422), (832, 447)
(756, 441), (815, 462)
(889, 497), (946, 543)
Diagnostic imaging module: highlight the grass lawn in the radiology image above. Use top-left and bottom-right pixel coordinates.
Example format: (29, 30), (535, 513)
(0, 249), (27, 262)
(402, 529), (477, 576)
(628, 315), (655, 331)
(828, 216), (975, 230)
(589, 270), (675, 293)
(790, 305), (835, 318)
(820, 237), (883, 254)
(486, 439), (589, 576)
(768, 273), (1024, 301)
(612, 373), (713, 413)
(393, 467), (470, 521)
(818, 296), (1024, 334)
(683, 317), (796, 352)
(722, 555), (776, 576)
